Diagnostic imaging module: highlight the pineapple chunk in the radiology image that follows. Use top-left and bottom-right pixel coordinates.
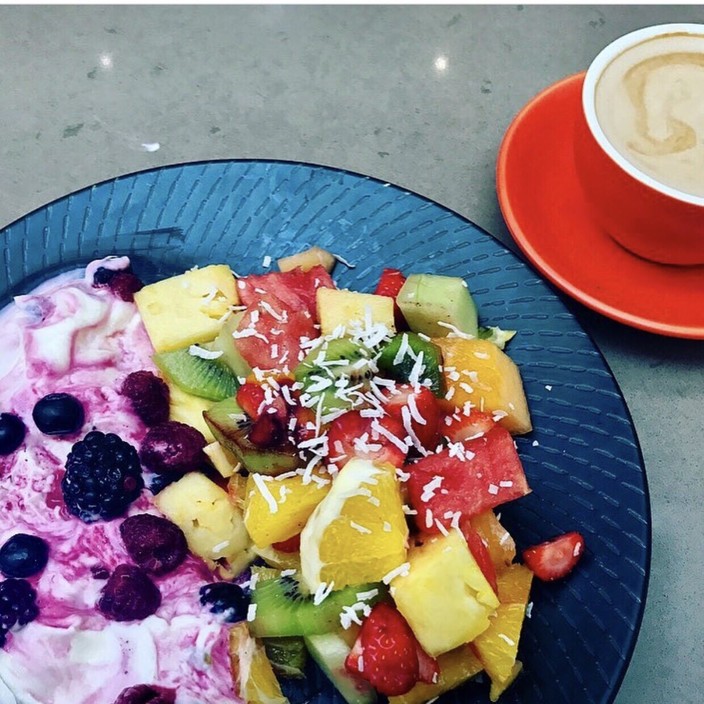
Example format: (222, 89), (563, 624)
(278, 246), (336, 273)
(154, 472), (250, 572)
(204, 440), (240, 479)
(167, 382), (214, 442)
(433, 337), (532, 435)
(317, 288), (396, 337)
(388, 644), (483, 704)
(134, 264), (238, 352)
(391, 531), (499, 657)
(244, 472), (331, 548)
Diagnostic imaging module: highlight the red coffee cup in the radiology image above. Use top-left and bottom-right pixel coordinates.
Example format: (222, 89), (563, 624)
(574, 24), (704, 266)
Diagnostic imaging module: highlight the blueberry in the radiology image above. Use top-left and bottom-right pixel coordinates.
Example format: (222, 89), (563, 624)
(32, 393), (84, 436)
(0, 414), (26, 455)
(199, 582), (249, 622)
(0, 534), (49, 578)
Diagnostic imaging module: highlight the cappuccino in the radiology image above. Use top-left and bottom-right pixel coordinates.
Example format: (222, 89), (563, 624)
(595, 31), (704, 198)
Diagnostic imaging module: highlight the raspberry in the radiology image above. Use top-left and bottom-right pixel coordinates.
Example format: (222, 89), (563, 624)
(110, 272), (144, 302)
(97, 564), (161, 621)
(139, 421), (206, 474)
(113, 685), (176, 704)
(199, 582), (249, 623)
(121, 371), (170, 427)
(62, 431), (144, 523)
(0, 578), (39, 647)
(119, 514), (187, 576)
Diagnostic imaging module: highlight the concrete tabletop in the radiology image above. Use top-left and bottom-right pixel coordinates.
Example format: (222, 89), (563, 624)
(1, 5), (703, 703)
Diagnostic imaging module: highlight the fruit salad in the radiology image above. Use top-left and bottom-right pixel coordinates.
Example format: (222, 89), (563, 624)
(0, 246), (585, 704)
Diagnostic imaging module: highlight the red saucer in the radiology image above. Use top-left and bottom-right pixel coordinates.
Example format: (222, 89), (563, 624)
(497, 72), (704, 339)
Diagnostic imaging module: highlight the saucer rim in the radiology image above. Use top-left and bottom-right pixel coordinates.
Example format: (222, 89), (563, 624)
(496, 71), (704, 340)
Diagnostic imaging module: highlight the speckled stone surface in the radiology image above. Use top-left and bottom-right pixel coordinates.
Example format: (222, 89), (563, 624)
(1, 5), (703, 704)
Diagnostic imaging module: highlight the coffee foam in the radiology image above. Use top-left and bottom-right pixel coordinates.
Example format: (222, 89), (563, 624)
(595, 32), (704, 198)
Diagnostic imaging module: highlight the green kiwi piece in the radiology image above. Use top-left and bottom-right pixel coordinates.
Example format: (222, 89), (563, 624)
(203, 397), (300, 476)
(207, 312), (253, 378)
(153, 347), (239, 401)
(249, 576), (385, 638)
(293, 339), (374, 414)
(264, 636), (308, 679)
(377, 332), (445, 397)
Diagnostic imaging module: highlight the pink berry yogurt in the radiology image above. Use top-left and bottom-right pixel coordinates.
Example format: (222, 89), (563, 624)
(0, 260), (239, 704)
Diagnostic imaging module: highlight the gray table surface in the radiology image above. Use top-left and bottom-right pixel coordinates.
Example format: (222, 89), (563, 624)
(1, 5), (703, 703)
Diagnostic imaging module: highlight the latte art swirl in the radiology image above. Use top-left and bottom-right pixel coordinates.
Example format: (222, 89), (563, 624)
(595, 33), (704, 198)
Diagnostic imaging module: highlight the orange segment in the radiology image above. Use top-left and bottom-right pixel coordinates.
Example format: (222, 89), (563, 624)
(472, 603), (526, 692)
(229, 622), (289, 704)
(244, 471), (331, 548)
(489, 660), (523, 702)
(469, 510), (516, 573)
(300, 458), (408, 591)
(497, 563), (533, 605)
(388, 644), (483, 704)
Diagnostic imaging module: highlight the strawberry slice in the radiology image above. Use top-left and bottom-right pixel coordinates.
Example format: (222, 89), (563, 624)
(272, 533), (301, 553)
(522, 531), (585, 582)
(345, 603), (427, 696)
(460, 520), (499, 595)
(327, 410), (408, 471)
(374, 268), (407, 330)
(236, 382), (267, 419)
(383, 383), (442, 452)
(441, 409), (496, 443)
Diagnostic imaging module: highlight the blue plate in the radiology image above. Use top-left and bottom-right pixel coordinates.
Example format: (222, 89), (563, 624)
(0, 160), (649, 704)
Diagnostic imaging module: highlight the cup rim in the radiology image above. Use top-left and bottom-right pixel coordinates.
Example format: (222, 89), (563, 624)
(582, 22), (704, 207)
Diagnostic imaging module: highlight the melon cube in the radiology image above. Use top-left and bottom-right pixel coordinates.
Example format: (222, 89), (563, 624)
(134, 264), (238, 352)
(433, 337), (532, 435)
(317, 288), (395, 337)
(391, 530), (499, 656)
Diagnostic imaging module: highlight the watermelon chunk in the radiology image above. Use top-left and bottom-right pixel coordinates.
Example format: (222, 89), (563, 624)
(407, 425), (530, 533)
(237, 266), (335, 320)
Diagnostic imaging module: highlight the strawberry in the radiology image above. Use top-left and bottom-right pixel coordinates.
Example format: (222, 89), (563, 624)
(374, 268), (407, 330)
(344, 602), (422, 696)
(441, 409), (496, 443)
(248, 413), (285, 449)
(327, 410), (407, 471)
(236, 383), (267, 419)
(272, 533), (301, 553)
(460, 520), (499, 595)
(522, 531), (585, 582)
(383, 383), (442, 452)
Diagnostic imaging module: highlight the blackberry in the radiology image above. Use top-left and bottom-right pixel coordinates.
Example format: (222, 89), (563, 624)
(121, 371), (170, 427)
(62, 431), (144, 523)
(92, 266), (120, 286)
(139, 421), (206, 474)
(199, 582), (249, 623)
(0, 578), (39, 647)
(113, 684), (176, 704)
(98, 564), (161, 622)
(119, 514), (187, 576)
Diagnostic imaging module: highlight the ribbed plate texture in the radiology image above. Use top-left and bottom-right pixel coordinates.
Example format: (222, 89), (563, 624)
(0, 160), (650, 704)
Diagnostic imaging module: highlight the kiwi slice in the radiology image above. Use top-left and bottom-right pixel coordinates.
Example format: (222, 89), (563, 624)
(207, 312), (253, 378)
(203, 398), (300, 476)
(249, 576), (385, 638)
(377, 332), (445, 397)
(264, 636), (308, 679)
(293, 339), (374, 414)
(154, 347), (239, 401)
